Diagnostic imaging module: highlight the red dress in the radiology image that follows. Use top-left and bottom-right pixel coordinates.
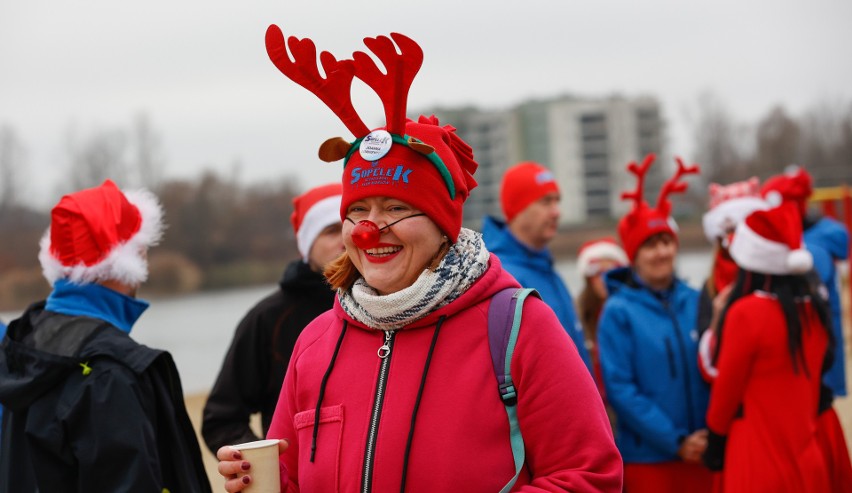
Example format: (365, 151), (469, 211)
(706, 292), (830, 493)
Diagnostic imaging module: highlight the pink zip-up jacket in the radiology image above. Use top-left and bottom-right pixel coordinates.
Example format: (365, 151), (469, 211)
(268, 254), (622, 492)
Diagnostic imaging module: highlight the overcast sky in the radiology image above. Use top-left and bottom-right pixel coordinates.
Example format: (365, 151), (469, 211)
(2, 0), (851, 208)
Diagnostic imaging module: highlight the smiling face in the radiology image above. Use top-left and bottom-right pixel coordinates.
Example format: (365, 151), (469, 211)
(633, 232), (678, 290)
(343, 196), (445, 295)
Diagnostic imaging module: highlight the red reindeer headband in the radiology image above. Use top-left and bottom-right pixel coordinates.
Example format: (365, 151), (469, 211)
(265, 26), (478, 242)
(617, 153), (700, 261)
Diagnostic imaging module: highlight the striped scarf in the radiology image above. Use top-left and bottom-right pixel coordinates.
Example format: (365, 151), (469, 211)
(338, 228), (489, 331)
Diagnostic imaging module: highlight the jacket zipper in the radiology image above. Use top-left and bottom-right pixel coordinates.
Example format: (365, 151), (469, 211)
(361, 330), (395, 493)
(663, 300), (696, 431)
(663, 339), (677, 378)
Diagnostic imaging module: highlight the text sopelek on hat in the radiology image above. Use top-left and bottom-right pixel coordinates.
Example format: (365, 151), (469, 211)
(39, 179), (164, 286)
(702, 177), (768, 242)
(760, 165), (813, 218)
(291, 183), (343, 262)
(728, 201), (813, 275)
(500, 162), (559, 222)
(577, 237), (628, 277)
(617, 154), (700, 261)
(265, 26), (478, 243)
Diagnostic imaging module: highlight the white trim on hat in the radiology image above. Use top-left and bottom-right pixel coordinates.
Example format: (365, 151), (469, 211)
(728, 219), (812, 275)
(577, 242), (628, 277)
(296, 194), (342, 262)
(39, 187), (164, 287)
(701, 197), (768, 242)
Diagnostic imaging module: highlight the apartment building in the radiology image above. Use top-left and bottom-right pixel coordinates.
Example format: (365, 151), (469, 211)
(427, 95), (665, 228)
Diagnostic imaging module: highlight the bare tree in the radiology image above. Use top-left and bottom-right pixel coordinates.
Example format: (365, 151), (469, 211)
(752, 105), (799, 179)
(131, 112), (165, 189)
(686, 92), (752, 186)
(798, 100), (852, 186)
(0, 124), (26, 211)
(64, 125), (128, 192)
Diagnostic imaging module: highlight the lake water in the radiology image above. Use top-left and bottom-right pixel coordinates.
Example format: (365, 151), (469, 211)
(1, 250), (714, 395)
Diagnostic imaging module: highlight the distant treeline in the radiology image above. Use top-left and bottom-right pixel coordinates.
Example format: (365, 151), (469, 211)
(2, 97), (852, 311)
(0, 170), (300, 311)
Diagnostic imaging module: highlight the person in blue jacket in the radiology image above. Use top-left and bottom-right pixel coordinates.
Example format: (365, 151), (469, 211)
(482, 161), (592, 374)
(597, 154), (712, 493)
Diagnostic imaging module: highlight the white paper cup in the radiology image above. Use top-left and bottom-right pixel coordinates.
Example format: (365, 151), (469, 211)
(231, 439), (281, 493)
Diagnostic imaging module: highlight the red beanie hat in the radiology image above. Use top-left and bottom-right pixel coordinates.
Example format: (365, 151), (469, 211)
(728, 202), (813, 275)
(265, 27), (478, 243)
(617, 154), (700, 261)
(500, 162), (559, 222)
(341, 116), (478, 242)
(291, 183), (343, 262)
(760, 166), (813, 218)
(39, 179), (164, 286)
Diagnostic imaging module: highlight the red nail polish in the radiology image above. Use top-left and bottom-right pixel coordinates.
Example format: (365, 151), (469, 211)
(242, 475), (251, 484)
(233, 451), (243, 460)
(241, 461), (250, 471)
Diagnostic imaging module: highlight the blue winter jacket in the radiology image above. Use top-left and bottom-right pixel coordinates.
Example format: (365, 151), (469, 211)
(598, 267), (710, 463)
(481, 216), (593, 374)
(805, 216), (849, 397)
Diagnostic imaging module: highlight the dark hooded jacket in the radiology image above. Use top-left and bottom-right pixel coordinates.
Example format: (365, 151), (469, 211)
(201, 260), (335, 453)
(0, 302), (212, 493)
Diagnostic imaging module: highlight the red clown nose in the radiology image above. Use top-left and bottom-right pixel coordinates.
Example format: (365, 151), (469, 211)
(347, 213), (427, 250)
(351, 220), (381, 250)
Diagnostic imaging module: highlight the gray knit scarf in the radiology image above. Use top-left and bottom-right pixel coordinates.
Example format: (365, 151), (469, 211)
(338, 228), (489, 331)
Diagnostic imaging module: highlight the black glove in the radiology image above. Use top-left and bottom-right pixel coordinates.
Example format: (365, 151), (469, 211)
(702, 429), (727, 472)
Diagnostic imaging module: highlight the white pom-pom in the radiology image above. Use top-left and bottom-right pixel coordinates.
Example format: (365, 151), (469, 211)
(765, 190), (783, 207)
(787, 249), (813, 274)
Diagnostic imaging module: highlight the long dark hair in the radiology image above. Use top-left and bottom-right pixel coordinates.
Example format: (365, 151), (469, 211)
(713, 268), (834, 376)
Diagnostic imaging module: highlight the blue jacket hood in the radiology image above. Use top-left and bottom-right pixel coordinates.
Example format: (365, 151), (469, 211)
(481, 216), (593, 374)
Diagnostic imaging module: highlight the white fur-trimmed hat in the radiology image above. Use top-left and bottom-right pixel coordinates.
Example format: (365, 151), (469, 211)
(39, 180), (164, 287)
(728, 202), (813, 275)
(291, 183), (343, 262)
(702, 177), (768, 242)
(577, 237), (629, 277)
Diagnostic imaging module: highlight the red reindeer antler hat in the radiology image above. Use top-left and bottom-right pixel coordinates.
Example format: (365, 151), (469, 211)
(617, 154), (700, 261)
(265, 26), (478, 242)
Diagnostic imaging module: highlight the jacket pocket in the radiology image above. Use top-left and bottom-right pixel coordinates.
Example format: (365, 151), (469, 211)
(294, 404), (344, 492)
(664, 339), (677, 378)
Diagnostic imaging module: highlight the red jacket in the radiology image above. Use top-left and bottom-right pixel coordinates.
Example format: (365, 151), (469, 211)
(268, 254), (622, 492)
(706, 292), (829, 493)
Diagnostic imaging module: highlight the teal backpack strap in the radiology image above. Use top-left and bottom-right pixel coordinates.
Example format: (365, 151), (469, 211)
(488, 287), (539, 493)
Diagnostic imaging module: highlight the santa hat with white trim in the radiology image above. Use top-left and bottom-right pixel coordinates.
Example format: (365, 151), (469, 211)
(728, 201), (813, 275)
(39, 179), (164, 286)
(702, 177), (768, 242)
(577, 238), (629, 278)
(291, 183), (343, 262)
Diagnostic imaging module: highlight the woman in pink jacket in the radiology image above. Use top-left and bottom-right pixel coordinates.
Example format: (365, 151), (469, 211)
(215, 25), (622, 493)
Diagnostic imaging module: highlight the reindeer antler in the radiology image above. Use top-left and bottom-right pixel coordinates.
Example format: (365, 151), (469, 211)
(352, 33), (423, 136)
(265, 25), (370, 137)
(656, 156), (700, 216)
(620, 153), (656, 210)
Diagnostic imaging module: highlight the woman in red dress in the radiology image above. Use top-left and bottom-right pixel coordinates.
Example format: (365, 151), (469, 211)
(703, 202), (833, 492)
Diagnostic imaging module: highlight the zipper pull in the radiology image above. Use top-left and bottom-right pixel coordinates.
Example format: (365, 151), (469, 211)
(377, 330), (394, 359)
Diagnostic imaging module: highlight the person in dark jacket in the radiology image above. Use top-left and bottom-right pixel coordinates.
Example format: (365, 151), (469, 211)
(0, 179), (211, 492)
(482, 161), (593, 374)
(201, 183), (343, 453)
(597, 154), (713, 493)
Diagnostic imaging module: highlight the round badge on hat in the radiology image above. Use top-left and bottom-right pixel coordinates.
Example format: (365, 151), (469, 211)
(359, 129), (393, 161)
